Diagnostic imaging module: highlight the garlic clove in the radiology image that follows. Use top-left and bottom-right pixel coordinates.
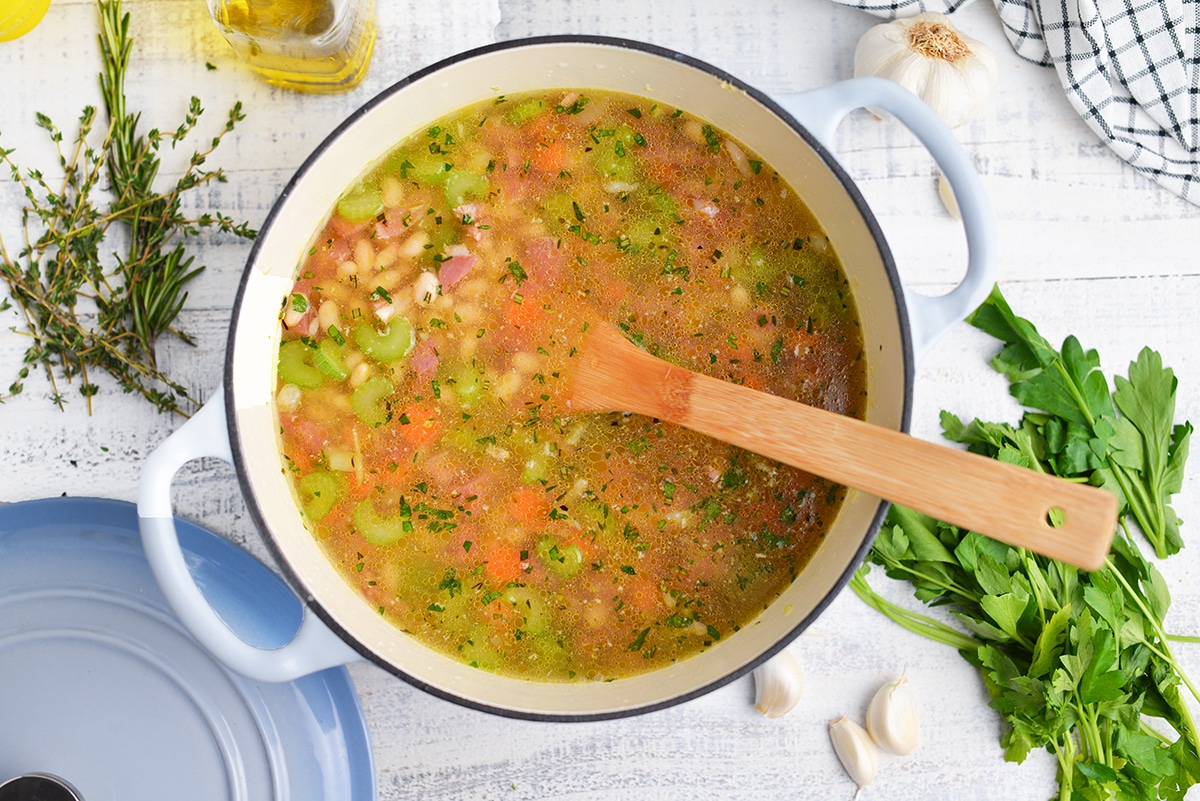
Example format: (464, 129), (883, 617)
(854, 11), (998, 129)
(937, 171), (962, 221)
(865, 673), (920, 755)
(829, 716), (878, 788)
(752, 648), (804, 718)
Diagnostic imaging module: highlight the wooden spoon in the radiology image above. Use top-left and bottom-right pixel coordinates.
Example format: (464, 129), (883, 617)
(563, 322), (1117, 570)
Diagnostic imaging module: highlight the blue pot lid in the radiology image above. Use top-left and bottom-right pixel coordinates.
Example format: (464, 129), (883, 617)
(0, 497), (375, 801)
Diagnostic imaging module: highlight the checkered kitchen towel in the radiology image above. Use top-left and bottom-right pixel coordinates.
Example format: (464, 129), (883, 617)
(835, 0), (1200, 205)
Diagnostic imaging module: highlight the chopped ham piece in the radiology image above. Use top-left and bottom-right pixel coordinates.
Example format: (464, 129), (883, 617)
(521, 237), (566, 290)
(409, 336), (440, 376)
(374, 209), (409, 240)
(438, 250), (477, 288)
(454, 203), (486, 241)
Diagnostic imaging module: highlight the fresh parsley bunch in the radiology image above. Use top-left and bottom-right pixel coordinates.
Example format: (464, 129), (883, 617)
(852, 285), (1196, 801)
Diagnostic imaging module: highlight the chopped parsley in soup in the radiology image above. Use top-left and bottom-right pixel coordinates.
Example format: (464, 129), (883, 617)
(275, 89), (866, 681)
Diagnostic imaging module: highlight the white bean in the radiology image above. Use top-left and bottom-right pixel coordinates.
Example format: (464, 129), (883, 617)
(398, 230), (429, 259)
(375, 269), (402, 291)
(282, 293), (308, 328)
(682, 119), (707, 146)
(413, 271), (440, 306)
(730, 284), (750, 308)
(348, 361), (372, 388)
(493, 369), (523, 402)
(375, 243), (400, 270)
(725, 138), (752, 176)
(354, 239), (375, 272)
(336, 260), (358, 279)
(512, 351), (543, 374)
(327, 449), (359, 472)
(318, 300), (340, 331)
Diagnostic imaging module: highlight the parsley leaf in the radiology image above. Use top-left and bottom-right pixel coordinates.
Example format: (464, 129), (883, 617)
(850, 286), (1197, 801)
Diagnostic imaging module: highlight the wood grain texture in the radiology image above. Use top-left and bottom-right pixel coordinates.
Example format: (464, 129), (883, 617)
(2, 0), (1199, 799)
(568, 322), (1117, 569)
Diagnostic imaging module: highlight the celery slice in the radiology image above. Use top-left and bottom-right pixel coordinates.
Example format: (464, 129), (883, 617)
(354, 499), (408, 546)
(314, 337), (349, 381)
(354, 317), (414, 362)
(297, 471), (341, 521)
(536, 536), (583, 579)
(336, 183), (384, 222)
(503, 98), (546, 126)
(502, 586), (551, 634)
(278, 339), (323, 389)
(444, 170), (489, 207)
(350, 376), (394, 427)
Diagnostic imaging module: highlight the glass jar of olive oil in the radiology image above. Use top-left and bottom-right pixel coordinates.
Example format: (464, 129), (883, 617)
(206, 0), (376, 93)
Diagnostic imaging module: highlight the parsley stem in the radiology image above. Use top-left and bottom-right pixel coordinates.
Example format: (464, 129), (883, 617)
(1103, 553), (1200, 706)
(848, 569), (977, 651)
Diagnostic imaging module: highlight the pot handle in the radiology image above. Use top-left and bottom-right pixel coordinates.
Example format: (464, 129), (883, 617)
(771, 77), (997, 358)
(137, 387), (363, 682)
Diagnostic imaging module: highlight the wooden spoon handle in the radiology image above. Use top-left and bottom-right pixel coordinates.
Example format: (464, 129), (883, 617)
(682, 371), (1116, 569)
(574, 326), (1118, 570)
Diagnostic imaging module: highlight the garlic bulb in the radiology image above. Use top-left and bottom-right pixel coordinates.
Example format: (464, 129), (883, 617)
(865, 674), (920, 755)
(829, 717), (878, 788)
(854, 12), (998, 128)
(752, 648), (804, 718)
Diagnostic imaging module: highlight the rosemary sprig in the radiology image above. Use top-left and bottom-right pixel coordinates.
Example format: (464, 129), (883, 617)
(0, 0), (255, 416)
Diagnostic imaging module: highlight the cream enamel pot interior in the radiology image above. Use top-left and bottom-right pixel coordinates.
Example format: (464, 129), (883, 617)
(138, 36), (996, 721)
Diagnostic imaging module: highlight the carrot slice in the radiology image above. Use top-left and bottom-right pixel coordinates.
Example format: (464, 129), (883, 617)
(398, 402), (442, 448)
(505, 293), (544, 331)
(507, 487), (550, 530)
(483, 545), (524, 585)
(531, 137), (568, 174)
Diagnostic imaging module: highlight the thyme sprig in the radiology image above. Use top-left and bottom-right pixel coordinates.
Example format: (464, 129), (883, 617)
(0, 0), (255, 416)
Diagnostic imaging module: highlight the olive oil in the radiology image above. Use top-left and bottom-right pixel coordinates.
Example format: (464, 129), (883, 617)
(207, 0), (376, 93)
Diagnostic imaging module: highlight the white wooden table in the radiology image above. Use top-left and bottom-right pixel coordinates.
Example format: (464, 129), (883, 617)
(3, 1), (1200, 799)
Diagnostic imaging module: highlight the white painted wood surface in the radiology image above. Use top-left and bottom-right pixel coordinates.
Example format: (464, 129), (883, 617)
(2, 0), (1199, 799)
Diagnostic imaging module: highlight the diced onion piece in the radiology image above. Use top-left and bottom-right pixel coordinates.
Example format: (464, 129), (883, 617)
(374, 301), (396, 323)
(725, 139), (752, 176)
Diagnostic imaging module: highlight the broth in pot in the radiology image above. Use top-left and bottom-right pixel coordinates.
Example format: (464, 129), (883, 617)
(275, 88), (866, 682)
